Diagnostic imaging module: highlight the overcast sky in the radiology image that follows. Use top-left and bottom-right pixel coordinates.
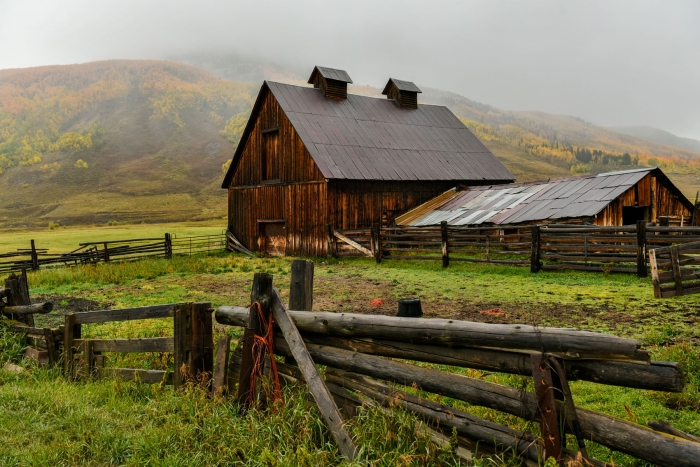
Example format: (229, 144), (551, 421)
(1, 0), (699, 139)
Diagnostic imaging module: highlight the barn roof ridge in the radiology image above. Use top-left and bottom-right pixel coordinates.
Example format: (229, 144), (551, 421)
(222, 80), (515, 187)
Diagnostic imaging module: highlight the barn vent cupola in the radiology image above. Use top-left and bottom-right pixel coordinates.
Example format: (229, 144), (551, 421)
(382, 78), (422, 109)
(308, 66), (353, 100)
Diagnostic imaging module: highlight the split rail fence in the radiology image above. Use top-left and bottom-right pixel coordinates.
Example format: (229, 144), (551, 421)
(0, 233), (227, 274)
(331, 221), (700, 277)
(3, 263), (700, 466)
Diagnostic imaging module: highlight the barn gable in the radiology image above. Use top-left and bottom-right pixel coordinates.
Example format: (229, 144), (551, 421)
(222, 80), (515, 187)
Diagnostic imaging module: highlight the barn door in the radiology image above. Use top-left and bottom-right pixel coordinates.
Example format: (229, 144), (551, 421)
(261, 222), (287, 257)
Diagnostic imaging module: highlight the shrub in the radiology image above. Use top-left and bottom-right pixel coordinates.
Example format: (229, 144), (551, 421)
(74, 159), (89, 169)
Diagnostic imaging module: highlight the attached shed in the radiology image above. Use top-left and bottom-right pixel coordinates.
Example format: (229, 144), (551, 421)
(221, 66), (514, 256)
(397, 168), (694, 227)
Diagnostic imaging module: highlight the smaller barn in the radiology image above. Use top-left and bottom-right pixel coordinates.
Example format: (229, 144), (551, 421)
(396, 168), (695, 227)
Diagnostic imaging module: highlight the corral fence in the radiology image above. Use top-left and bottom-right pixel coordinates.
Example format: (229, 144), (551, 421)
(0, 232), (227, 274)
(4, 262), (700, 466)
(331, 221), (700, 277)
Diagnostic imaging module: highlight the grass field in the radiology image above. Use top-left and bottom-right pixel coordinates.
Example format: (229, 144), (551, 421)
(1, 249), (699, 466)
(0, 220), (227, 253)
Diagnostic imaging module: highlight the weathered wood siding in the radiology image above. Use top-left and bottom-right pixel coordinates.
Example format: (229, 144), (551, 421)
(327, 181), (457, 230)
(594, 173), (691, 225)
(228, 92), (324, 187)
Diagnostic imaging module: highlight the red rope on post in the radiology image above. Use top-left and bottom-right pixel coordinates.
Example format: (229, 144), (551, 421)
(247, 302), (283, 407)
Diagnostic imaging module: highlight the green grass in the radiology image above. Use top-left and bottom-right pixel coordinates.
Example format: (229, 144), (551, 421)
(0, 220), (226, 253)
(1, 252), (700, 465)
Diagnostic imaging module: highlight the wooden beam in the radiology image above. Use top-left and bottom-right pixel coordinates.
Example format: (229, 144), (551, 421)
(1, 302), (52, 316)
(333, 231), (372, 257)
(215, 307), (649, 362)
(270, 288), (357, 460)
(72, 304), (177, 324)
(190, 302), (213, 384)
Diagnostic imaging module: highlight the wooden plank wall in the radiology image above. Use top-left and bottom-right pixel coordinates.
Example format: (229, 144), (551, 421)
(228, 91), (324, 186)
(594, 174), (691, 226)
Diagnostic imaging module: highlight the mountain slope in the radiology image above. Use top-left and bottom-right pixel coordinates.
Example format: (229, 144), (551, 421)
(610, 125), (700, 154)
(2, 58), (700, 229)
(0, 60), (256, 228)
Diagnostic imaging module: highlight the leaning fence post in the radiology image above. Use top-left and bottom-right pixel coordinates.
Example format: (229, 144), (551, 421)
(530, 226), (541, 273)
(531, 353), (562, 461)
(441, 221), (449, 268)
(636, 220), (647, 278)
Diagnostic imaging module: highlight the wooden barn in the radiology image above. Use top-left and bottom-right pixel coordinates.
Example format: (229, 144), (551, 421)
(396, 167), (695, 227)
(222, 66), (514, 256)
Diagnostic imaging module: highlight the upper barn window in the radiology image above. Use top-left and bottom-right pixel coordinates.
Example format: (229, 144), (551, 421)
(261, 128), (279, 181)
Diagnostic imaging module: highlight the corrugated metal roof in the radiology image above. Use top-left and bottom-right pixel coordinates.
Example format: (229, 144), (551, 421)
(381, 78), (422, 94)
(399, 168), (674, 226)
(264, 81), (514, 182)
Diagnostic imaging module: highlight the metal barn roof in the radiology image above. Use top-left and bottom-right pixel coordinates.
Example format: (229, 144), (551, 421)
(382, 78), (422, 94)
(266, 81), (514, 182)
(397, 168), (675, 226)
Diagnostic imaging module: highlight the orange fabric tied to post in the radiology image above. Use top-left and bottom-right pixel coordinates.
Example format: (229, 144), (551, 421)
(247, 301), (283, 407)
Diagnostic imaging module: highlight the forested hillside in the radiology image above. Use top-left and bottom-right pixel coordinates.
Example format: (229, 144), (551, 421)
(0, 60), (255, 228)
(2, 58), (700, 229)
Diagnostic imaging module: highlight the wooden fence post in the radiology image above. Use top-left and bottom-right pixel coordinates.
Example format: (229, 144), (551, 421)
(63, 313), (81, 379)
(30, 240), (38, 271)
(290, 259), (314, 311)
(325, 224), (337, 258)
(212, 335), (232, 395)
(164, 233), (172, 259)
(637, 220), (647, 278)
(441, 221), (449, 268)
(103, 243), (110, 263)
(238, 273), (273, 409)
(373, 223), (382, 264)
(5, 271), (34, 326)
(190, 302), (213, 386)
(173, 303), (192, 389)
(530, 226), (541, 273)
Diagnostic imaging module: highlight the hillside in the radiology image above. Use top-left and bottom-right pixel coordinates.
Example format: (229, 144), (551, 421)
(2, 58), (700, 229)
(0, 60), (256, 228)
(610, 125), (700, 154)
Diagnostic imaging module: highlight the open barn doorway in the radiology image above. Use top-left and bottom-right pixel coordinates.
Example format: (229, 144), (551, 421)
(258, 221), (287, 256)
(622, 206), (649, 225)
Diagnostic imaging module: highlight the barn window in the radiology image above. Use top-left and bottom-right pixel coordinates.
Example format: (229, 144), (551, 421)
(261, 129), (279, 181)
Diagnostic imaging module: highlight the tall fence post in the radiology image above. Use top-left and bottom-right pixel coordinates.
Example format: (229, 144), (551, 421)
(30, 239), (38, 271)
(173, 303), (192, 389)
(164, 233), (172, 259)
(530, 226), (541, 273)
(191, 302), (213, 387)
(103, 242), (110, 263)
(290, 259), (314, 311)
(373, 223), (382, 264)
(441, 221), (449, 268)
(238, 273), (273, 410)
(636, 220), (647, 278)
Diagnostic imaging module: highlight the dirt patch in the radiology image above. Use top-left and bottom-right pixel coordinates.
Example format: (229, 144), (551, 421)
(32, 294), (113, 328)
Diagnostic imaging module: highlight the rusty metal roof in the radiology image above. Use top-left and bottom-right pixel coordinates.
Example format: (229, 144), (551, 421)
(382, 78), (422, 94)
(262, 81), (514, 182)
(397, 168), (683, 226)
